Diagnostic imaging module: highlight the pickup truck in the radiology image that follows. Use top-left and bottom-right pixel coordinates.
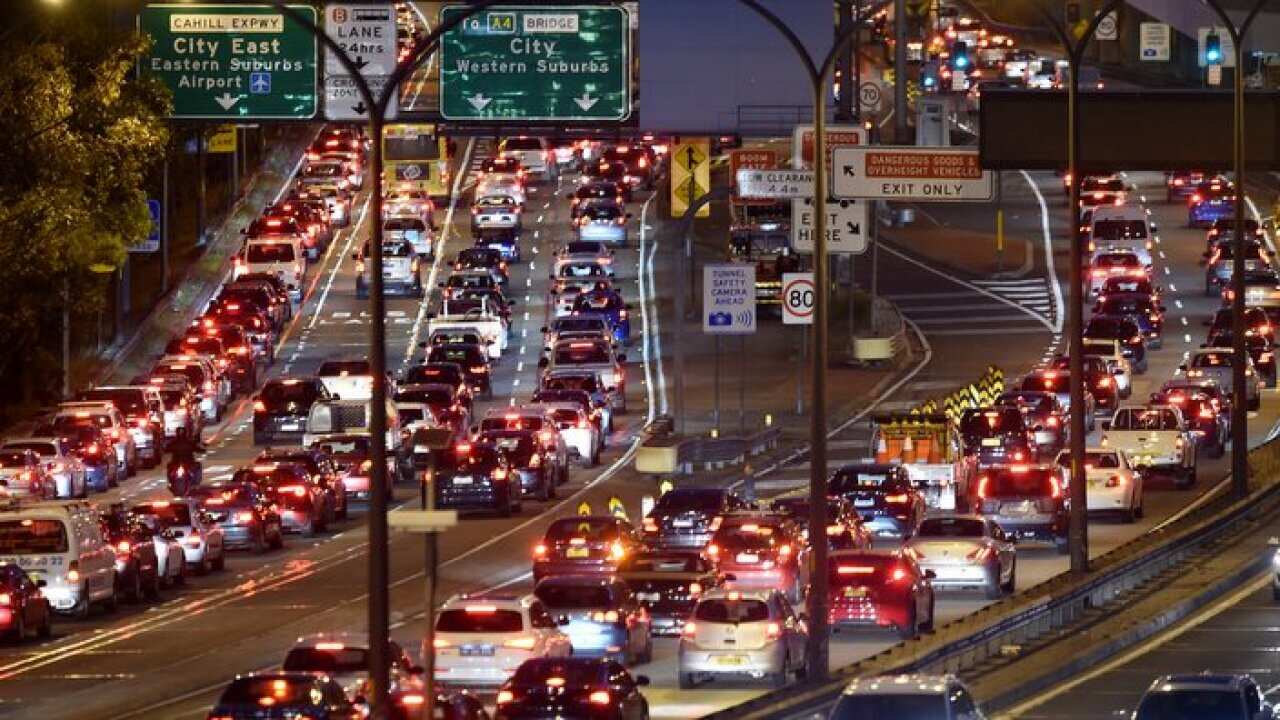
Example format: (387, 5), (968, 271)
(1101, 404), (1197, 488)
(425, 299), (509, 360)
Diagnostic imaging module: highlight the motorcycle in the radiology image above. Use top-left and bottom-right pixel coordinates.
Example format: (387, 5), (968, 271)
(167, 459), (202, 496)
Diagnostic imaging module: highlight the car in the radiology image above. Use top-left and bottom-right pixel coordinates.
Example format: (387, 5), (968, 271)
(1055, 447), (1143, 522)
(356, 238), (423, 299)
(994, 390), (1067, 459)
(99, 508), (162, 603)
(1039, 357), (1109, 415)
(313, 434), (392, 502)
(51, 402), (137, 477)
(1153, 382), (1228, 458)
(500, 136), (555, 180)
(616, 549), (722, 638)
(533, 575), (652, 665)
(152, 355), (223, 421)
(383, 189), (436, 226)
(282, 632), (422, 702)
(548, 137), (584, 170)
(236, 236), (305, 300)
(316, 359), (375, 402)
(1133, 673), (1271, 720)
(533, 516), (642, 582)
(540, 403), (601, 467)
(397, 383), (470, 439)
(828, 463), (926, 539)
(129, 512), (185, 588)
(477, 175), (528, 208)
(239, 463), (331, 536)
(1087, 248), (1146, 296)
(576, 202), (630, 246)
(478, 149), (528, 184)
(440, 269), (501, 300)
(268, 198), (332, 254)
(383, 213), (435, 259)
(1225, 266), (1280, 314)
(539, 370), (617, 432)
(426, 343), (492, 399)
(192, 480), (285, 553)
(1087, 205), (1154, 262)
(1101, 405), (1198, 488)
(207, 671), (362, 719)
(581, 160), (635, 202)
(532, 388), (611, 437)
(402, 363), (473, 411)
(203, 305), (277, 364)
(827, 549), (936, 639)
(1096, 293), (1164, 348)
(1181, 347), (1262, 410)
(539, 339), (627, 413)
(957, 406), (1036, 466)
(641, 487), (748, 549)
(434, 441), (522, 516)
(543, 314), (613, 351)
(1097, 274), (1162, 309)
(1205, 216), (1266, 253)
(599, 145), (657, 191)
(1080, 339), (1134, 399)
(1166, 170), (1206, 202)
(1079, 174), (1128, 208)
(454, 246), (510, 285)
(1084, 314), (1148, 374)
(707, 514), (807, 603)
(73, 386), (163, 468)
(0, 449), (53, 500)
(495, 658), (650, 720)
(132, 499), (227, 574)
(253, 377), (332, 445)
(431, 592), (573, 689)
(256, 447), (348, 521)
(550, 258), (610, 295)
(0, 564), (52, 642)
(828, 674), (987, 719)
(907, 515), (1016, 598)
(479, 429), (558, 502)
(768, 496), (873, 551)
(568, 183), (626, 220)
(0, 438), (86, 499)
(172, 325), (259, 393)
(478, 409), (571, 479)
(571, 287), (632, 345)
(471, 193), (523, 234)
(1188, 176), (1236, 227)
(475, 228), (522, 263)
(678, 588), (808, 689)
(52, 423), (119, 492)
(0, 501), (115, 618)
(245, 213), (316, 261)
(973, 464), (1069, 552)
(1205, 237), (1273, 297)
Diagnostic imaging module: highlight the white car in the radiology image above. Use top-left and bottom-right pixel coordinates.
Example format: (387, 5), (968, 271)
(52, 402), (137, 475)
(1056, 448), (1143, 522)
(501, 136), (555, 180)
(383, 189), (435, 226)
(678, 589), (809, 689)
(576, 202), (630, 246)
(425, 299), (509, 360)
(476, 175), (527, 207)
(558, 240), (615, 273)
(383, 213), (434, 259)
(1087, 247), (1146, 296)
(135, 514), (186, 588)
(132, 499), (226, 575)
(540, 402), (600, 467)
(907, 515), (1016, 599)
(317, 360), (376, 402)
(471, 193), (522, 233)
(830, 675), (988, 719)
(1089, 205), (1154, 265)
(0, 437), (87, 498)
(429, 592), (572, 688)
(236, 236), (306, 300)
(1182, 348), (1262, 411)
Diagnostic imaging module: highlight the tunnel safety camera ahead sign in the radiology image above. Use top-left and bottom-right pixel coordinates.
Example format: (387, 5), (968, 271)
(703, 264), (756, 335)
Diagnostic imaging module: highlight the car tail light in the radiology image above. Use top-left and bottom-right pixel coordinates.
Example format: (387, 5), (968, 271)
(708, 516), (723, 531)
(765, 622), (782, 640)
(398, 693), (426, 708)
(253, 400), (266, 413)
(1050, 476), (1062, 499)
(682, 621), (697, 637)
(612, 370), (624, 385)
(706, 543), (720, 558)
(967, 546), (993, 562)
(534, 543), (547, 557)
(279, 485), (307, 497)
(470, 365), (488, 373)
(587, 690), (612, 706)
(688, 582), (703, 596)
(432, 637), (451, 648)
(116, 541), (131, 554)
(577, 418), (590, 429)
(643, 517), (657, 532)
(1098, 376), (1112, 387)
(235, 511), (254, 523)
(826, 524), (844, 536)
(884, 494), (909, 504)
(1105, 475), (1124, 488)
(1046, 416), (1060, 428)
(890, 566), (910, 584)
(610, 541), (626, 560)
(496, 690), (515, 705)
(492, 468), (509, 481)
(977, 476), (990, 499)
(590, 610), (621, 623)
(503, 636), (537, 650)
(778, 544), (793, 557)
(66, 563), (80, 584)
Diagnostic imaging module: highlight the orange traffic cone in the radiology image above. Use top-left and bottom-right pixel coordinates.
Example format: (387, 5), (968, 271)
(874, 434), (889, 463)
(902, 435), (916, 464)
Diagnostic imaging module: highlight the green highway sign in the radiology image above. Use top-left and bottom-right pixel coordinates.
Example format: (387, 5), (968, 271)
(439, 5), (632, 122)
(139, 4), (318, 120)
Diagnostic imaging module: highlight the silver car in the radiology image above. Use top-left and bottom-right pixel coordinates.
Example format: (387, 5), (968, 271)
(383, 213), (434, 259)
(576, 202), (630, 246)
(678, 588), (808, 689)
(1183, 347), (1261, 411)
(828, 674), (987, 719)
(907, 516), (1016, 599)
(471, 193), (522, 233)
(355, 239), (422, 299)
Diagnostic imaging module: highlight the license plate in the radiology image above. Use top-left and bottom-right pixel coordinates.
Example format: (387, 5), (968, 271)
(843, 587), (868, 598)
(280, 422), (301, 431)
(981, 437), (1001, 447)
(1003, 503), (1033, 516)
(452, 476), (473, 486)
(566, 547), (589, 558)
(672, 518), (693, 528)
(460, 645), (494, 657)
(714, 655), (746, 666)
(853, 498), (875, 508)
(735, 553), (759, 564)
(637, 592), (661, 603)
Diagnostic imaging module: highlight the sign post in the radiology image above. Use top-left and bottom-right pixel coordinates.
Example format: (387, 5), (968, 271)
(833, 146), (994, 201)
(139, 3), (319, 119)
(324, 3), (399, 121)
(672, 138), (710, 218)
(1140, 22), (1171, 61)
(439, 5), (632, 121)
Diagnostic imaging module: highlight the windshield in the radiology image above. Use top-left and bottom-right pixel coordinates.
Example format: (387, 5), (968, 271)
(917, 517), (986, 538)
(654, 490), (724, 512)
(246, 243), (295, 264)
(694, 599), (770, 623)
(1110, 408), (1180, 430)
(436, 608), (523, 633)
(828, 694), (950, 719)
(535, 583), (614, 609)
(282, 647), (368, 674)
(318, 361), (370, 377)
(1191, 353), (1231, 368)
(1135, 691), (1245, 720)
(0, 519), (68, 554)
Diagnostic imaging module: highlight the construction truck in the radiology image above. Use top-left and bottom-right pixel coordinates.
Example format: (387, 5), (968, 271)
(870, 413), (977, 511)
(729, 201), (804, 314)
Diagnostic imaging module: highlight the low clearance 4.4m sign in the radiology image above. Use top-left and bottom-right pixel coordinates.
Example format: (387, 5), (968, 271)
(833, 147), (994, 201)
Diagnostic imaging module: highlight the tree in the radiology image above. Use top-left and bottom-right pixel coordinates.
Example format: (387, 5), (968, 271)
(0, 12), (170, 405)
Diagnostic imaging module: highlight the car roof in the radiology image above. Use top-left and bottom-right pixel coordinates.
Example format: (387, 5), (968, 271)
(1149, 673), (1249, 691)
(292, 631), (371, 649)
(440, 592), (531, 610)
(701, 588), (775, 601)
(839, 674), (959, 696)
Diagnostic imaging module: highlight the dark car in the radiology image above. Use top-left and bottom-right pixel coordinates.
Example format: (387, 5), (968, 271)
(453, 247), (508, 284)
(616, 550), (722, 637)
(256, 447), (348, 521)
(599, 145), (657, 190)
(434, 441), (521, 516)
(402, 363), (473, 409)
(207, 671), (361, 719)
(426, 343), (492, 399)
(475, 227), (522, 262)
(1084, 314), (1147, 373)
(253, 377), (331, 445)
(568, 181), (625, 219)
(479, 429), (558, 502)
(53, 423), (117, 492)
(958, 406), (1036, 466)
(191, 481), (284, 553)
(572, 288), (631, 345)
(495, 658), (650, 720)
(995, 390), (1067, 458)
(99, 508), (162, 603)
(769, 496), (873, 551)
(974, 465), (1069, 552)
(0, 564), (51, 642)
(1096, 293), (1164, 347)
(1043, 355), (1113, 412)
(237, 464), (330, 537)
(533, 516), (643, 582)
(582, 161), (635, 201)
(641, 488), (748, 549)
(1151, 386), (1228, 458)
(396, 383), (470, 439)
(828, 464), (925, 539)
(532, 388), (608, 434)
(534, 575), (652, 665)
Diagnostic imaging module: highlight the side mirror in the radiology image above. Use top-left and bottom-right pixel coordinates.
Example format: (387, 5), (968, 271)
(549, 274), (556, 281)
(635, 675), (651, 687)
(538, 358), (549, 368)
(924, 569), (937, 579)
(1178, 363), (1188, 372)
(626, 213), (634, 219)
(418, 341), (428, 349)
(331, 394), (341, 400)
(507, 299), (517, 306)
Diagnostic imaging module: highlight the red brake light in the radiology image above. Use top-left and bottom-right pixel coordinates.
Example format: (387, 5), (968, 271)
(977, 476), (990, 498)
(764, 622), (782, 639)
(253, 400), (266, 412)
(534, 543), (547, 557)
(890, 567), (909, 583)
(1050, 476), (1062, 499)
(681, 621), (697, 637)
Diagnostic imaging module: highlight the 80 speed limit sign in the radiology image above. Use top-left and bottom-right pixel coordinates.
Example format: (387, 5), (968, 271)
(782, 272), (815, 325)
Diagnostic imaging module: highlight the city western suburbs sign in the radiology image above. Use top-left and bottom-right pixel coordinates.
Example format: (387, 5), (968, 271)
(139, 4), (318, 119)
(439, 5), (631, 121)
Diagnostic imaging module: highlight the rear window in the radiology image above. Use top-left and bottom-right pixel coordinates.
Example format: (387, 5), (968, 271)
(404, 365), (461, 385)
(1109, 408), (1179, 430)
(1092, 220), (1147, 239)
(430, 347), (482, 365)
(0, 452), (30, 468)
(436, 608), (524, 633)
(1191, 353), (1230, 368)
(653, 490), (724, 512)
(1057, 451), (1121, 468)
(1021, 374), (1066, 392)
(77, 389), (146, 415)
(986, 469), (1059, 497)
(829, 694), (949, 719)
(132, 503), (193, 527)
(1135, 691), (1245, 720)
(476, 195), (516, 208)
(535, 583), (615, 609)
(282, 647), (368, 674)
(1093, 253), (1139, 268)
(318, 361), (370, 376)
(960, 409), (1025, 435)
(559, 263), (605, 278)
(554, 344), (610, 364)
(262, 381), (321, 405)
(0, 519), (69, 554)
(545, 518), (618, 542)
(694, 599), (770, 623)
(482, 432), (535, 457)
(384, 217), (426, 232)
(219, 677), (324, 706)
(396, 387), (453, 406)
(550, 409), (583, 427)
(553, 317), (607, 333)
(246, 242), (295, 264)
(917, 517), (986, 538)
(503, 138), (543, 151)
(543, 374), (601, 392)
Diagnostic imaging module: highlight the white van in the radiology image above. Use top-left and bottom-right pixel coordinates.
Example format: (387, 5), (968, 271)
(0, 501), (115, 617)
(1089, 205), (1153, 264)
(236, 236), (305, 300)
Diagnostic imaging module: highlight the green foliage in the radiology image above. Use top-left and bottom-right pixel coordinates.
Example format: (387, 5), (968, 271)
(0, 17), (171, 393)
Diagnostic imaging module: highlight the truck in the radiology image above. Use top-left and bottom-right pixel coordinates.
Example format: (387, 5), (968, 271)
(729, 201), (804, 314)
(1100, 404), (1197, 489)
(870, 413), (977, 511)
(424, 298), (509, 360)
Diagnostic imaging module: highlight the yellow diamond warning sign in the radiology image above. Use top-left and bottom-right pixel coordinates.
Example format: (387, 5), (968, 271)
(671, 137), (710, 218)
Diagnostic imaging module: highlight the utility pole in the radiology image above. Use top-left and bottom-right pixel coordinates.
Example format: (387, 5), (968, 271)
(893, 0), (908, 142)
(836, 0), (855, 123)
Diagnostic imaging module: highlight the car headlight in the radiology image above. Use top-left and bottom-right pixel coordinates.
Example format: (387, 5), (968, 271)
(1272, 548), (1280, 568)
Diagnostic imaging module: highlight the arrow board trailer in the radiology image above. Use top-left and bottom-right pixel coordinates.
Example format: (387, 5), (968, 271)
(791, 197), (869, 254)
(832, 147), (994, 202)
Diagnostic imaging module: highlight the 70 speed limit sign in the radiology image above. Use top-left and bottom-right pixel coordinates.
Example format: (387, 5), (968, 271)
(782, 272), (815, 325)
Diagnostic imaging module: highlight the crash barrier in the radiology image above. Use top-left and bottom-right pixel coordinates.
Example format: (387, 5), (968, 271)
(703, 433), (1280, 720)
(634, 425), (782, 476)
(851, 299), (909, 365)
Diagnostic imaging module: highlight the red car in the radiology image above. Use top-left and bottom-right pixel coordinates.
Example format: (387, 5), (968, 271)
(0, 563), (52, 641)
(707, 514), (806, 603)
(827, 549), (935, 640)
(532, 516), (642, 582)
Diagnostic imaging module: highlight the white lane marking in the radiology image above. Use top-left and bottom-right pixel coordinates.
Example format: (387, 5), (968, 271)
(1163, 266), (1171, 275)
(1019, 170), (1066, 332)
(1181, 317), (1188, 326)
(1170, 283), (1178, 292)
(516, 361), (524, 372)
(307, 194), (373, 330)
(537, 215), (544, 223)
(995, 572), (1272, 719)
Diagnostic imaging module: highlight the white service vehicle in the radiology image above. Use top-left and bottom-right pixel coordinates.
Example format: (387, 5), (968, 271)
(1089, 205), (1154, 263)
(425, 300), (509, 360)
(0, 500), (115, 617)
(1101, 405), (1196, 489)
(236, 236), (306, 300)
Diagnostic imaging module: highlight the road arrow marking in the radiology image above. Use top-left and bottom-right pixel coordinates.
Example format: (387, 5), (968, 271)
(573, 91), (598, 111)
(466, 93), (492, 111)
(213, 93), (241, 110)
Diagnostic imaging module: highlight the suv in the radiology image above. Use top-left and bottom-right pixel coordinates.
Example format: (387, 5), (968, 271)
(828, 464), (925, 540)
(431, 592), (572, 689)
(957, 406), (1035, 465)
(533, 575), (652, 665)
(973, 465), (1069, 552)
(1135, 673), (1271, 720)
(479, 429), (558, 502)
(532, 516), (643, 582)
(355, 238), (423, 299)
(707, 514), (807, 603)
(829, 674), (986, 719)
(74, 387), (163, 468)
(500, 136), (555, 180)
(642, 488), (748, 549)
(434, 441), (522, 516)
(253, 377), (332, 445)
(616, 550), (723, 637)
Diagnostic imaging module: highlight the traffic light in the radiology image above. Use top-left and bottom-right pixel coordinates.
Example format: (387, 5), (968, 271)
(1205, 32), (1222, 65)
(951, 41), (970, 70)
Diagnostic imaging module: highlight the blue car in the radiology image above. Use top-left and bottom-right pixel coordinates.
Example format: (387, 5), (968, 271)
(1188, 178), (1236, 228)
(572, 288), (631, 345)
(533, 575), (653, 665)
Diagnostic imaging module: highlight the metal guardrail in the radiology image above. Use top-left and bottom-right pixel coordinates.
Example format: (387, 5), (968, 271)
(705, 435), (1280, 720)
